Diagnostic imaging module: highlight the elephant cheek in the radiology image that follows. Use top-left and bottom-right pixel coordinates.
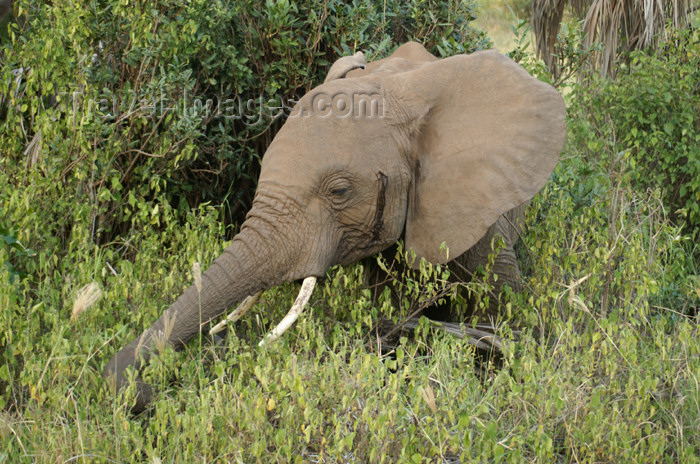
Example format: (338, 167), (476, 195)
(334, 189), (406, 265)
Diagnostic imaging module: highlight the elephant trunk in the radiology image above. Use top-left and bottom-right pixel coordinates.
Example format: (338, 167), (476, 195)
(104, 219), (289, 412)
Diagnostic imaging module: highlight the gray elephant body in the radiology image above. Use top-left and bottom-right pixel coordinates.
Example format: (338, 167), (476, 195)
(105, 42), (566, 412)
(456, 202), (526, 296)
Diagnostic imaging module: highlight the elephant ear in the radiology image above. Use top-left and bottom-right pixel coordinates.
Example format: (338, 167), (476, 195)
(385, 50), (566, 264)
(325, 51), (367, 82)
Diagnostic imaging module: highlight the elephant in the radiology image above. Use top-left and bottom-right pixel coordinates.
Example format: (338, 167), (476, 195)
(104, 42), (566, 412)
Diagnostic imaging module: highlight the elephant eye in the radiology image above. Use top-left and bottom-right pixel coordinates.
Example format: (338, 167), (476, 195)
(323, 174), (353, 204)
(329, 186), (349, 197)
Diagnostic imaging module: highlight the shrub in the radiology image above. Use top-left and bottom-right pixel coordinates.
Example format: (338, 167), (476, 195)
(569, 26), (700, 242)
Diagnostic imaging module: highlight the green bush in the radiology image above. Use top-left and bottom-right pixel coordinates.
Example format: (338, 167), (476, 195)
(569, 26), (700, 241)
(559, 25), (700, 313)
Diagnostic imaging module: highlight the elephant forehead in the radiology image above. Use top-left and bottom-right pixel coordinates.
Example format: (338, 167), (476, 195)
(291, 79), (388, 121)
(262, 113), (393, 172)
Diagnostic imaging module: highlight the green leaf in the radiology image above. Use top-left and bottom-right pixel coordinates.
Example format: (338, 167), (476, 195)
(1, 235), (16, 246)
(0, 364), (9, 381)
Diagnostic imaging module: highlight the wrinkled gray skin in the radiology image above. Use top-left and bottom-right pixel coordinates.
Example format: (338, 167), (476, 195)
(104, 42), (566, 412)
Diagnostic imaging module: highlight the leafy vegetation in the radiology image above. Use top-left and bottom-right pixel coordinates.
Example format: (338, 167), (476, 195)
(570, 26), (700, 239)
(1, 1), (698, 463)
(0, 224), (35, 283)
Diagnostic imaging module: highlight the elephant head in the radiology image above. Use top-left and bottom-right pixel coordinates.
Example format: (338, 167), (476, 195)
(104, 42), (566, 412)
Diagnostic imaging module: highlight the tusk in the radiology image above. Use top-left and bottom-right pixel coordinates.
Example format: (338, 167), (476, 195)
(259, 276), (316, 347)
(209, 290), (263, 335)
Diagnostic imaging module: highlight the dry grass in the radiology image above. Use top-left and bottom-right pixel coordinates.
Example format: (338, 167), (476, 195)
(70, 282), (101, 321)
